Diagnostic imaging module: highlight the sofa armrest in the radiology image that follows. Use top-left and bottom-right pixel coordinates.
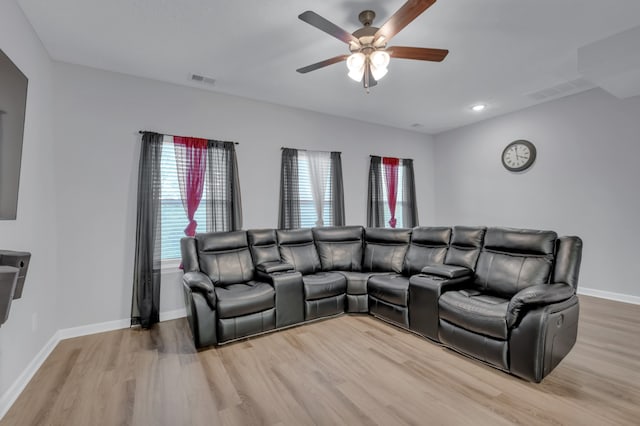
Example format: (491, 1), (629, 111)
(183, 271), (216, 310)
(256, 269), (304, 328)
(507, 283), (575, 328)
(256, 261), (294, 274)
(421, 264), (472, 279)
(509, 296), (579, 382)
(408, 273), (473, 341)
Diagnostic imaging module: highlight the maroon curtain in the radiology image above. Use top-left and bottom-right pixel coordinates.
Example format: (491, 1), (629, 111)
(173, 136), (208, 236)
(383, 157), (400, 228)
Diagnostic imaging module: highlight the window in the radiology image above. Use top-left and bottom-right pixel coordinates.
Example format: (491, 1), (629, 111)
(367, 156), (418, 228)
(380, 163), (405, 227)
(298, 151), (334, 227)
(279, 148), (345, 229)
(159, 137), (208, 260)
(159, 136), (242, 261)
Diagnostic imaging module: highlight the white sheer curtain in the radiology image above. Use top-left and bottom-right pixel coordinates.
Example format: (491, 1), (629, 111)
(306, 150), (331, 226)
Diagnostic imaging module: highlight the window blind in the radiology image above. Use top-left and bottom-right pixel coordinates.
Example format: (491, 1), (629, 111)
(298, 151), (333, 228)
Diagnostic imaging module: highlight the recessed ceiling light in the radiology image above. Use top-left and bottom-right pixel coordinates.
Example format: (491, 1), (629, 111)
(471, 104), (487, 112)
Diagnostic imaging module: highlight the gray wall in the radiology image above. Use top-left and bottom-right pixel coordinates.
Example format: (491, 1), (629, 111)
(433, 88), (640, 298)
(0, 0), (59, 402)
(51, 61), (436, 329)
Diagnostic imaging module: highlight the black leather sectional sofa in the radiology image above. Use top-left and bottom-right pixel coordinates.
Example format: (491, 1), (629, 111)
(180, 225), (582, 382)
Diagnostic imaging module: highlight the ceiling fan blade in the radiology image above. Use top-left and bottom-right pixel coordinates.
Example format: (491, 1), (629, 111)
(296, 55), (349, 74)
(388, 46), (449, 62)
(299, 11), (360, 45)
(374, 0), (436, 43)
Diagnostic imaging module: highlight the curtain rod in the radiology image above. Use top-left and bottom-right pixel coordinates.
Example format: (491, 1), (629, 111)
(281, 147), (341, 154)
(370, 155), (414, 161)
(139, 130), (239, 145)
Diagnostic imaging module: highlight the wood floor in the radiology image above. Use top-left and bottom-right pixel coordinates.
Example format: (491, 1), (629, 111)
(3, 295), (639, 425)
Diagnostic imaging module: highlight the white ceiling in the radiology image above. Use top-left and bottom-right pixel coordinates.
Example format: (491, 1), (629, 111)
(17, 0), (640, 134)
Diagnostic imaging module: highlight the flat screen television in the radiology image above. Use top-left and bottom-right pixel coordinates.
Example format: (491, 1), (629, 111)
(0, 48), (28, 220)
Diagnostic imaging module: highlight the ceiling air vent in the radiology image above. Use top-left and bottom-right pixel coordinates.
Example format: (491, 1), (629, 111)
(190, 74), (216, 86)
(526, 78), (594, 101)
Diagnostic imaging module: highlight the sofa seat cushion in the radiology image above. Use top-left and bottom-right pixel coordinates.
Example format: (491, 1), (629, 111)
(215, 281), (275, 319)
(302, 272), (347, 301)
(334, 271), (394, 295)
(438, 290), (509, 340)
(368, 275), (410, 307)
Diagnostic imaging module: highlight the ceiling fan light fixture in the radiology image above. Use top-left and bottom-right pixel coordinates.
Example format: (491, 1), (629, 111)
(347, 52), (366, 81)
(370, 50), (390, 68)
(348, 67), (365, 82)
(370, 63), (388, 81)
(369, 50), (390, 81)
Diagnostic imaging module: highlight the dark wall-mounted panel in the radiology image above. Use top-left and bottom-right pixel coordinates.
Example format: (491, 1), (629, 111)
(0, 48), (28, 220)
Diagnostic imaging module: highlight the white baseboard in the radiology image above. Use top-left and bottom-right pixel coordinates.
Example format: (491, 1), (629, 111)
(578, 287), (640, 305)
(0, 308), (186, 421)
(0, 331), (61, 420)
(160, 307), (187, 322)
(57, 308), (186, 340)
(57, 317), (131, 340)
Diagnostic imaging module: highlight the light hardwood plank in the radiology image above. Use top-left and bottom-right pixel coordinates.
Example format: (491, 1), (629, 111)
(2, 295), (639, 425)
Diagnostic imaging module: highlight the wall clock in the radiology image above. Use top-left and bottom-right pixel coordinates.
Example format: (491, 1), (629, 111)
(501, 140), (536, 172)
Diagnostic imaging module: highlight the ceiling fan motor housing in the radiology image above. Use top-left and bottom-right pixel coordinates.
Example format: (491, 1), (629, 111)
(351, 28), (381, 53)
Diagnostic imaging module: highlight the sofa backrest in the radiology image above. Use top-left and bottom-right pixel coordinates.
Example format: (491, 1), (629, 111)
(247, 229), (280, 266)
(277, 229), (322, 275)
(403, 227), (451, 276)
(474, 227), (557, 297)
(194, 231), (254, 286)
(363, 228), (412, 273)
(444, 226), (486, 270)
(313, 226), (364, 272)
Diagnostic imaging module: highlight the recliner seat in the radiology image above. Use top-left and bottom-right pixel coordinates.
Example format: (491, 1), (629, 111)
(277, 229), (347, 321)
(368, 227), (450, 328)
(312, 226), (392, 313)
(181, 231), (276, 346)
(435, 228), (581, 380)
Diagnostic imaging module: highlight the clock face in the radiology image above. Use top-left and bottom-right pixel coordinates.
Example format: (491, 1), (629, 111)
(502, 140), (536, 171)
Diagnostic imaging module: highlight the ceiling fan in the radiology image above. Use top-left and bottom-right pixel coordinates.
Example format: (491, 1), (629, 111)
(296, 0), (449, 91)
